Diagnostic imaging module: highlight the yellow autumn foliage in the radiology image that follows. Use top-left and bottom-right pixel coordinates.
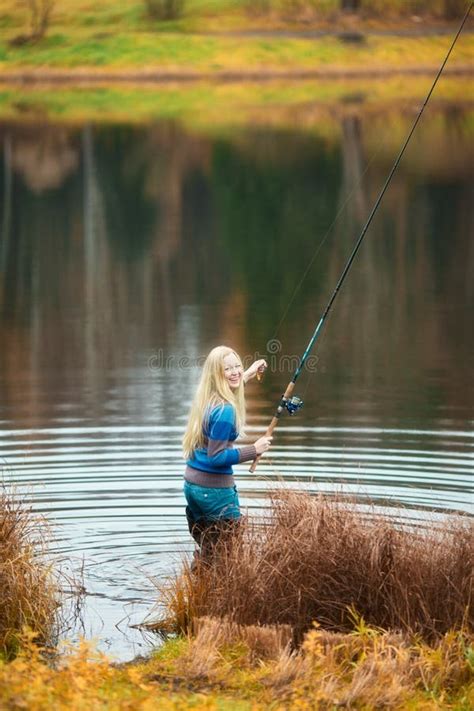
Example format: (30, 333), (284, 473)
(1, 619), (472, 711)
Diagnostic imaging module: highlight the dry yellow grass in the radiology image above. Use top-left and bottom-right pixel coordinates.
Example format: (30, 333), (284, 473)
(166, 616), (474, 709)
(1, 617), (472, 709)
(0, 486), (62, 658)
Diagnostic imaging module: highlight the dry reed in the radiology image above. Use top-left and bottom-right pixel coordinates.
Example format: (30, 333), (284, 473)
(154, 489), (473, 643)
(145, 615), (473, 709)
(179, 616), (292, 679)
(0, 485), (61, 658)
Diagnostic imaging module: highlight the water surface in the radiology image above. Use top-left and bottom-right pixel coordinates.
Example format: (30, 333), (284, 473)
(0, 102), (473, 659)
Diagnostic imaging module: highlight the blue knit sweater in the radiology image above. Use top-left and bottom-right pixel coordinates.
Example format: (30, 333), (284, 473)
(186, 402), (256, 476)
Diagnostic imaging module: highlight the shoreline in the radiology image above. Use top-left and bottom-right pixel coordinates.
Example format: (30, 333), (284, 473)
(1, 63), (472, 85)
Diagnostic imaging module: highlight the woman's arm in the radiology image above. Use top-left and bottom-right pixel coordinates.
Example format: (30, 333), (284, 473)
(243, 358), (267, 384)
(206, 404), (272, 467)
(206, 403), (273, 468)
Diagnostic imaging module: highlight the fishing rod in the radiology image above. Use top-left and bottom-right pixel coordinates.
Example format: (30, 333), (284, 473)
(250, 2), (472, 473)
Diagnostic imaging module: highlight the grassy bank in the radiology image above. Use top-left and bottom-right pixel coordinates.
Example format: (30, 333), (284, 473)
(0, 34), (472, 76)
(0, 618), (472, 709)
(0, 1), (472, 77)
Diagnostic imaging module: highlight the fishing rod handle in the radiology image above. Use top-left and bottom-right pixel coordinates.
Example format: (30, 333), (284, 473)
(249, 381), (295, 473)
(248, 417), (278, 473)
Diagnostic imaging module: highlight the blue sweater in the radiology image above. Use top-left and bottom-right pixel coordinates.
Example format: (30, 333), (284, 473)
(186, 403), (256, 476)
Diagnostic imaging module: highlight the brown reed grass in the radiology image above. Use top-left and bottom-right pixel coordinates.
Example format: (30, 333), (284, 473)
(0, 485), (61, 658)
(154, 489), (473, 643)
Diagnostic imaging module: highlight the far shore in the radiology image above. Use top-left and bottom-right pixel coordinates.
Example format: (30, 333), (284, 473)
(1, 13), (472, 89)
(0, 63), (472, 85)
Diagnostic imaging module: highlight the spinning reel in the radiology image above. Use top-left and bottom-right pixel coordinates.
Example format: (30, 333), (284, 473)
(284, 395), (304, 416)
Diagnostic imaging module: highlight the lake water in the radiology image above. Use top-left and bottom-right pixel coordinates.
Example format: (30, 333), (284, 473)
(0, 98), (472, 660)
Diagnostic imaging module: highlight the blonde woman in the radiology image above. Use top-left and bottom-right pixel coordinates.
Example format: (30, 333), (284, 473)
(182, 345), (272, 559)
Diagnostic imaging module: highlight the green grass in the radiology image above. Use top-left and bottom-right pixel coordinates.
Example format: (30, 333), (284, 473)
(0, 33), (472, 72)
(0, 0), (472, 73)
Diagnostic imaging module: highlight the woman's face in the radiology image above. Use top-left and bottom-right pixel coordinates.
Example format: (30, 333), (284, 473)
(223, 352), (243, 390)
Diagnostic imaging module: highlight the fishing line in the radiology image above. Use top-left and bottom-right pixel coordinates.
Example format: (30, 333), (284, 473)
(270, 148), (381, 342)
(252, 2), (472, 473)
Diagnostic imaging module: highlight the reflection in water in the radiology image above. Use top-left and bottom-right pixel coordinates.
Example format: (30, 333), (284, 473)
(11, 127), (78, 193)
(0, 108), (473, 660)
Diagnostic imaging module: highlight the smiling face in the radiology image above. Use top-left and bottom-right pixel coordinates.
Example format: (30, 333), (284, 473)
(223, 352), (243, 390)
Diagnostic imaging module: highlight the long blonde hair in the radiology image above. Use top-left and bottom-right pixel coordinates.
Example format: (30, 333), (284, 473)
(182, 345), (246, 459)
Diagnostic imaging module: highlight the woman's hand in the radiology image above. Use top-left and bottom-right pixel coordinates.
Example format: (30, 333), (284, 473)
(254, 435), (273, 455)
(244, 359), (267, 383)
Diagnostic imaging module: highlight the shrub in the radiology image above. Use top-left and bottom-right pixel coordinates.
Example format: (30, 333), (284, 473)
(0, 486), (60, 658)
(144, 0), (185, 21)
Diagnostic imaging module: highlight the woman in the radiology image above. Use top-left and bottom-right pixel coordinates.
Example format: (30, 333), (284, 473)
(182, 345), (272, 560)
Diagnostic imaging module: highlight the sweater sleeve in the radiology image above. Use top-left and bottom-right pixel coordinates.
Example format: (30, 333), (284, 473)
(237, 444), (257, 463)
(206, 404), (240, 468)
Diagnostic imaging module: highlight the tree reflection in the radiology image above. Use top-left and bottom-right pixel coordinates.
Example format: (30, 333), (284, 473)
(0, 109), (472, 429)
(211, 129), (341, 332)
